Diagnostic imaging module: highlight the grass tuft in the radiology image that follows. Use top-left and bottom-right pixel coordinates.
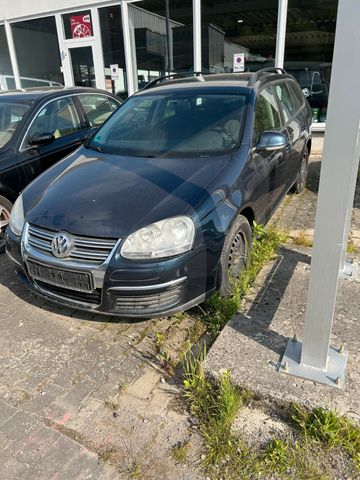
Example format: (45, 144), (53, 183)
(202, 223), (287, 337)
(292, 404), (360, 469)
(171, 440), (190, 463)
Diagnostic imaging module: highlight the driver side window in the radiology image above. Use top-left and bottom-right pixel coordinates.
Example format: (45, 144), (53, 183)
(25, 97), (81, 146)
(253, 87), (281, 145)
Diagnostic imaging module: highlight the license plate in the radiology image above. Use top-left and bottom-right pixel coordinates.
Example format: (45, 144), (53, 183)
(27, 261), (93, 292)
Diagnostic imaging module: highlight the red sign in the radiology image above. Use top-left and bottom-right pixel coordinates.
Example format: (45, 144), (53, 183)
(70, 14), (92, 38)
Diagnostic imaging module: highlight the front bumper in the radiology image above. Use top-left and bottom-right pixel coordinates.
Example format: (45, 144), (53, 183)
(6, 225), (222, 318)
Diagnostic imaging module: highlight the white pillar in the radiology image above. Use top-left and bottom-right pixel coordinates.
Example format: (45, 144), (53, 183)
(121, 1), (137, 96)
(4, 21), (21, 89)
(193, 0), (201, 73)
(275, 0), (288, 69)
(280, 0), (360, 387)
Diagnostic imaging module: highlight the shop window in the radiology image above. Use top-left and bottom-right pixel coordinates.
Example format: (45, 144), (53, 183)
(130, 1), (193, 89)
(99, 6), (127, 99)
(11, 17), (64, 88)
(0, 25), (14, 90)
(201, 0), (278, 74)
(62, 11), (93, 40)
(285, 0), (338, 123)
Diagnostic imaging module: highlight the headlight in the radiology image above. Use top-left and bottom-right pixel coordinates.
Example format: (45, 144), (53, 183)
(121, 216), (195, 259)
(9, 194), (25, 236)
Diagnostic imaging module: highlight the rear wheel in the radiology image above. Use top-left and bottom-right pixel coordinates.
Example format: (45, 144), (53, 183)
(217, 215), (252, 295)
(293, 150), (309, 194)
(0, 196), (12, 254)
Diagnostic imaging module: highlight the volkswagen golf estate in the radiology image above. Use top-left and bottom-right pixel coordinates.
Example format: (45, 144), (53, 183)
(6, 68), (312, 318)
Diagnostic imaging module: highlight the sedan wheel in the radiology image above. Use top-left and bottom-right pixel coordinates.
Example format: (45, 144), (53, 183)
(0, 196), (12, 254)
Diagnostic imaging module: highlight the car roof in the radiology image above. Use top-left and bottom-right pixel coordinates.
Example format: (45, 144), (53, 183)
(136, 70), (295, 96)
(0, 86), (118, 104)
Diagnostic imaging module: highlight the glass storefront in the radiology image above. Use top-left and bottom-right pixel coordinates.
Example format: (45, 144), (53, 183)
(99, 5), (128, 100)
(1, 0), (338, 126)
(11, 17), (64, 88)
(130, 0), (193, 89)
(201, 0), (278, 73)
(285, 0), (338, 124)
(0, 25), (14, 90)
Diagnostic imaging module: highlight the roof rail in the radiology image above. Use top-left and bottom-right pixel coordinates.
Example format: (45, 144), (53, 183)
(247, 67), (287, 86)
(142, 71), (203, 90)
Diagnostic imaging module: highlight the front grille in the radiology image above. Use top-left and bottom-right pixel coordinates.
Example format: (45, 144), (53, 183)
(36, 280), (102, 305)
(27, 224), (118, 267)
(113, 285), (183, 315)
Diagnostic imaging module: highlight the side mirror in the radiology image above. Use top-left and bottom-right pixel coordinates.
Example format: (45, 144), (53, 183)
(255, 131), (287, 152)
(302, 87), (311, 98)
(29, 133), (55, 147)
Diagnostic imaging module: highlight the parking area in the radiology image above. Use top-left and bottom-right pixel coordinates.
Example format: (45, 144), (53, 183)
(0, 257), (203, 479)
(0, 154), (359, 479)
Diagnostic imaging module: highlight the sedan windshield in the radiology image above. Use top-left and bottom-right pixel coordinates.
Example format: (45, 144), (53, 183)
(0, 102), (29, 149)
(88, 92), (246, 157)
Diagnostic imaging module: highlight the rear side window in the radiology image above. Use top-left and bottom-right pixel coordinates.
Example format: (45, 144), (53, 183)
(274, 82), (297, 123)
(78, 94), (114, 127)
(254, 87), (281, 144)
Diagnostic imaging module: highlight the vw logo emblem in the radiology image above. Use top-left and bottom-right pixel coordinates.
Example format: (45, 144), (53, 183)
(51, 232), (73, 258)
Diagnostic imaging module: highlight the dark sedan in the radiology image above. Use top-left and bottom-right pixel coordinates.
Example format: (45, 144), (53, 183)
(6, 69), (311, 318)
(0, 87), (121, 251)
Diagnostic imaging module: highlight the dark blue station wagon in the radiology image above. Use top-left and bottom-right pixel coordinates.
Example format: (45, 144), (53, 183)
(6, 69), (312, 318)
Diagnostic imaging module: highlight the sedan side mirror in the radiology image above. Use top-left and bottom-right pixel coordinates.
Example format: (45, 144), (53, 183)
(302, 87), (311, 98)
(255, 131), (287, 151)
(29, 133), (55, 147)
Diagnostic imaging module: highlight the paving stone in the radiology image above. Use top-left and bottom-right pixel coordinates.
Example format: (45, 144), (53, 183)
(0, 398), (17, 426)
(0, 410), (41, 445)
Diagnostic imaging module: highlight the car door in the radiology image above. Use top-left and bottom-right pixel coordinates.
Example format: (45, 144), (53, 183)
(252, 85), (289, 219)
(76, 94), (121, 136)
(17, 96), (87, 190)
(274, 81), (303, 195)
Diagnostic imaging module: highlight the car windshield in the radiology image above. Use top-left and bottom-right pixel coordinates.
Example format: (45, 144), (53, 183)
(88, 92), (247, 157)
(0, 102), (29, 149)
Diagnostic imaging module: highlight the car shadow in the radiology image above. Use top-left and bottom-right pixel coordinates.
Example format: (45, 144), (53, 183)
(227, 246), (311, 357)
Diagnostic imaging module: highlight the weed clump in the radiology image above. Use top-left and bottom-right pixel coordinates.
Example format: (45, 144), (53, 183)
(203, 223), (287, 337)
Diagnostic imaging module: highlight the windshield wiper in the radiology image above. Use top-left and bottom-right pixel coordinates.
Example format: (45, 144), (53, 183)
(85, 144), (103, 153)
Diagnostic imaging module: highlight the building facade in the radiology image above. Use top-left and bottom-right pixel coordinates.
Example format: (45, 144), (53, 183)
(0, 0), (338, 131)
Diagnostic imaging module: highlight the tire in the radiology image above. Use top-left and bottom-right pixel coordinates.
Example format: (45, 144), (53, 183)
(292, 149), (309, 194)
(0, 195), (13, 254)
(217, 215), (253, 296)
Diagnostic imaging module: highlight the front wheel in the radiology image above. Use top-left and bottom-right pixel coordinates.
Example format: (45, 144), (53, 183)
(292, 150), (309, 194)
(0, 195), (13, 254)
(217, 215), (252, 296)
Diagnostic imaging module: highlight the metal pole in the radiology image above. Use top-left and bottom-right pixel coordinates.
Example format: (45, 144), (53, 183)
(121, 1), (137, 96)
(193, 0), (201, 73)
(165, 0), (171, 74)
(280, 0), (360, 387)
(274, 0), (288, 69)
(4, 21), (21, 89)
(339, 136), (360, 278)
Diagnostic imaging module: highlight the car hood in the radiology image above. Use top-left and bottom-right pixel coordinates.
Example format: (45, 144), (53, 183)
(24, 147), (236, 238)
